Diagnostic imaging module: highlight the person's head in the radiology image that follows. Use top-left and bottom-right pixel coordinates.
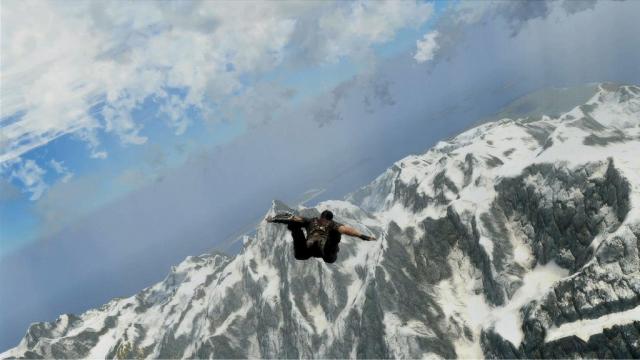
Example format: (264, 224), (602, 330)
(320, 210), (334, 220)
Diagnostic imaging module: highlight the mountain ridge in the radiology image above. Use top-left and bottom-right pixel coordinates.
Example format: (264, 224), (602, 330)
(3, 83), (639, 359)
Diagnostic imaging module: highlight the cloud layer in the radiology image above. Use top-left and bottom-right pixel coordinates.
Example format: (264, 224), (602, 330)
(1, 0), (433, 164)
(1, 1), (434, 201)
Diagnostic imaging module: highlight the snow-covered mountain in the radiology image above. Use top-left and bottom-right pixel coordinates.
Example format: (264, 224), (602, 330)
(3, 83), (639, 359)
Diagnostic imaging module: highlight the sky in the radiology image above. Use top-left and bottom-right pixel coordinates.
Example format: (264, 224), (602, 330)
(1, 0), (640, 350)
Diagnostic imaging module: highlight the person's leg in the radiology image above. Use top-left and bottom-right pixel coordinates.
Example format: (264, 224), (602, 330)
(288, 223), (311, 260)
(322, 232), (341, 263)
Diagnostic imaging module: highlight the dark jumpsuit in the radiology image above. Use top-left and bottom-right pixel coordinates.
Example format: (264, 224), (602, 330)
(285, 217), (342, 263)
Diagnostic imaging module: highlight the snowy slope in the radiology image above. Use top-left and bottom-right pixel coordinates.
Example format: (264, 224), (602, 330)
(3, 83), (639, 359)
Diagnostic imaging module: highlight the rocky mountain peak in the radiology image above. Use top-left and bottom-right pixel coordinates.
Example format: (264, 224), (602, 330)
(3, 83), (639, 359)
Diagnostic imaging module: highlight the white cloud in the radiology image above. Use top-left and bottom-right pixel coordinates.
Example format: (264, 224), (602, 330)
(0, 0), (434, 166)
(8, 159), (48, 200)
(103, 103), (148, 145)
(414, 31), (439, 63)
(73, 129), (108, 159)
(160, 95), (191, 136)
(317, 1), (434, 63)
(49, 159), (74, 183)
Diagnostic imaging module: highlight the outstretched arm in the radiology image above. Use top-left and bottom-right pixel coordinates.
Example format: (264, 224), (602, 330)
(266, 213), (308, 225)
(337, 225), (377, 241)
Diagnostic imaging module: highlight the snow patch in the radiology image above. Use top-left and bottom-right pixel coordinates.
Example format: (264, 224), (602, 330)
(434, 249), (489, 359)
(546, 305), (640, 342)
(589, 87), (640, 129)
(492, 261), (569, 345)
(306, 301), (328, 334)
(479, 236), (494, 261)
(512, 241), (533, 265)
(213, 304), (250, 337)
(383, 312), (436, 338)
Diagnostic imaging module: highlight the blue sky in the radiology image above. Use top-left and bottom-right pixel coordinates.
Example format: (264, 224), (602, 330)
(1, 88), (247, 255)
(2, 0), (640, 351)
